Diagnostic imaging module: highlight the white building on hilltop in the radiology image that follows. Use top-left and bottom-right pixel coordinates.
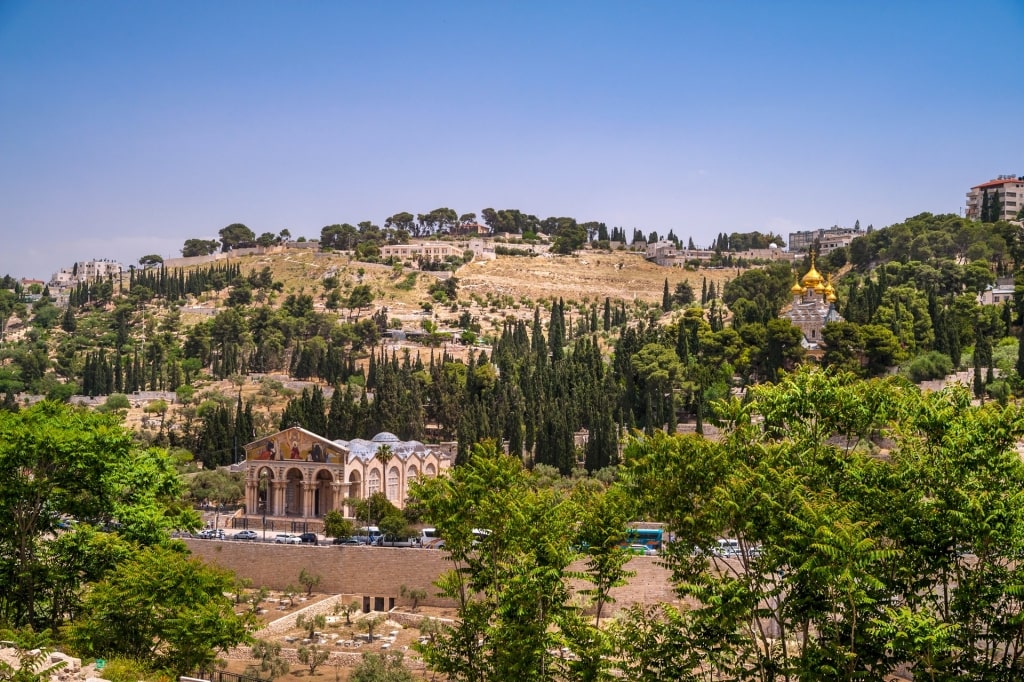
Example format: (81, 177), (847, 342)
(48, 259), (123, 290)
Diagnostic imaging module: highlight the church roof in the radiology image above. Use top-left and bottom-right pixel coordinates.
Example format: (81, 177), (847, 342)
(334, 433), (430, 462)
(801, 256), (823, 287)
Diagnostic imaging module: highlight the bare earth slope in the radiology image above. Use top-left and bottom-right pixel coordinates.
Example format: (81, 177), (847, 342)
(455, 251), (733, 304)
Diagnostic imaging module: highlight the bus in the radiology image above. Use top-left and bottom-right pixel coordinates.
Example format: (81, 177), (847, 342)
(625, 526), (664, 552)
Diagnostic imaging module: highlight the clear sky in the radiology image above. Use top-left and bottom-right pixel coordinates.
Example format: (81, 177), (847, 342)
(1, 1), (1022, 280)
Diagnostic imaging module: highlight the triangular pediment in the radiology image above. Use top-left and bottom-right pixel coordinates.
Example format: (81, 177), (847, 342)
(244, 426), (349, 464)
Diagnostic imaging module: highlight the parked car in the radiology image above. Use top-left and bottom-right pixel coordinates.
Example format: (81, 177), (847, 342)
(299, 532), (319, 545)
(233, 530), (259, 541)
(197, 528), (225, 540)
(333, 535), (363, 545)
(273, 533), (301, 544)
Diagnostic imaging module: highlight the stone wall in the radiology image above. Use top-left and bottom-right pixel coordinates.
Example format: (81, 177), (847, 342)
(184, 540), (677, 615)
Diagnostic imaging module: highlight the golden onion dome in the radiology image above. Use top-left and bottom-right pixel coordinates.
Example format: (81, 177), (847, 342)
(801, 254), (823, 287)
(790, 279), (804, 295)
(826, 291), (837, 303)
(813, 281), (826, 294)
(823, 274), (836, 295)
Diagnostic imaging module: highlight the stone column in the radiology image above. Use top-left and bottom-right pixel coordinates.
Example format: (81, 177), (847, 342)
(245, 479), (258, 516)
(331, 482), (345, 513)
(271, 481), (286, 517)
(303, 482), (316, 519)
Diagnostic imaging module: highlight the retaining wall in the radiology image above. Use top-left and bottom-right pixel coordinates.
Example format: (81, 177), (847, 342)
(184, 540), (677, 614)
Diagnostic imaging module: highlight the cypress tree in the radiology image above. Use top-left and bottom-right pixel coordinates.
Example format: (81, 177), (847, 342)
(549, 299), (566, 361)
(61, 305), (76, 333)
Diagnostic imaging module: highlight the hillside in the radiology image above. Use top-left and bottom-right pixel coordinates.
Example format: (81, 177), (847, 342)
(454, 251), (734, 305)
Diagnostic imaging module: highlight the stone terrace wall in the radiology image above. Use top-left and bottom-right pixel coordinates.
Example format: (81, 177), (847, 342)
(184, 540), (677, 615)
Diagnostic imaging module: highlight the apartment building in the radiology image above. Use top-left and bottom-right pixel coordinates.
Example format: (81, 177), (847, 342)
(965, 175), (1024, 222)
(787, 226), (863, 254)
(48, 259), (123, 289)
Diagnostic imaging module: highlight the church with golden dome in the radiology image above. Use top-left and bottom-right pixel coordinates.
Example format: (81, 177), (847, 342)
(783, 254), (843, 351)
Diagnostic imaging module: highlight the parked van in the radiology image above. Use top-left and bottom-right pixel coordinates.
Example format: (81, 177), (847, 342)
(714, 538), (741, 558)
(420, 527), (488, 549)
(355, 526), (382, 545)
(420, 527), (444, 549)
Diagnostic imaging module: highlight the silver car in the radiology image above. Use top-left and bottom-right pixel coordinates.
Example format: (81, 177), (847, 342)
(273, 533), (301, 544)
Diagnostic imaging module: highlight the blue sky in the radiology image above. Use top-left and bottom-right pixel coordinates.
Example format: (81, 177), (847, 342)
(1, 1), (1022, 279)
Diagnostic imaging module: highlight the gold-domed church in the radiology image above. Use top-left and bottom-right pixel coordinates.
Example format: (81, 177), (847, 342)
(783, 254), (843, 352)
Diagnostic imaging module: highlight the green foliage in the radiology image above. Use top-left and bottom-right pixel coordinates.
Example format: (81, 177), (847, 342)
(349, 652), (414, 682)
(412, 441), (579, 680)
(570, 485), (635, 628)
(298, 568), (322, 597)
(619, 366), (1024, 679)
(360, 614), (384, 643)
(395, 272), (418, 291)
(187, 469), (244, 507)
(399, 585), (427, 611)
(296, 613), (327, 639)
(0, 402), (196, 630)
(296, 644), (329, 675)
(67, 544), (253, 676)
(97, 392), (130, 412)
(247, 638), (292, 679)
(218, 223), (256, 252)
(182, 238), (219, 257)
(904, 350), (953, 382)
(322, 509), (355, 540)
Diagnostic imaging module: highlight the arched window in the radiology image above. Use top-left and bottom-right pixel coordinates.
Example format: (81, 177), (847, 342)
(387, 466), (400, 501)
(407, 465), (419, 481)
(425, 463), (436, 477)
(367, 469), (381, 496)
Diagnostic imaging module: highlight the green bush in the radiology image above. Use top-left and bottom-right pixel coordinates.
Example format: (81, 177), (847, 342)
(906, 351), (954, 383)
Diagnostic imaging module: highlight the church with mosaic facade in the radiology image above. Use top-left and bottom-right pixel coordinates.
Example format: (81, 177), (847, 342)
(242, 427), (453, 523)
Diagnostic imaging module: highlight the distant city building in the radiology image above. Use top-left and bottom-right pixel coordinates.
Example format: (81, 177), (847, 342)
(782, 256), (843, 352)
(48, 259), (123, 290)
(788, 226), (863, 254)
(965, 175), (1024, 222)
(379, 238), (495, 265)
(644, 240), (794, 267)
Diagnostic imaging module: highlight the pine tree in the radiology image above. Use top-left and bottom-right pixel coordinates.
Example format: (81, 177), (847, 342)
(662, 279), (671, 312)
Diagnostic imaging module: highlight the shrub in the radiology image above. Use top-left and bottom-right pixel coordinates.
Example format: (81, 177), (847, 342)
(906, 351), (954, 383)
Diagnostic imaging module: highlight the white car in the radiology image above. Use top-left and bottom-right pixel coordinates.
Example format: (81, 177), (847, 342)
(273, 533), (301, 544)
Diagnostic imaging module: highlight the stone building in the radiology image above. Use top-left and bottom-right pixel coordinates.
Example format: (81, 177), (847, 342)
(242, 427), (452, 522)
(782, 255), (843, 351)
